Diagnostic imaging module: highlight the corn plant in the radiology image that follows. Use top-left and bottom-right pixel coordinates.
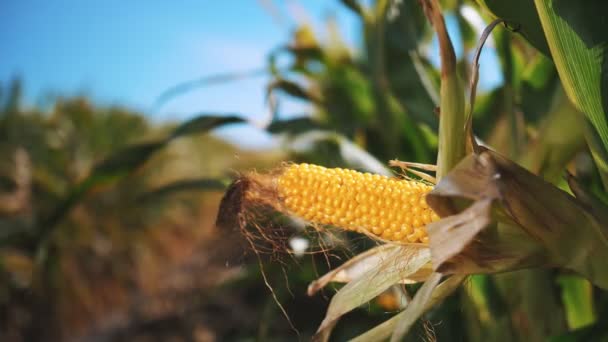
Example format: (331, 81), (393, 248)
(216, 0), (608, 340)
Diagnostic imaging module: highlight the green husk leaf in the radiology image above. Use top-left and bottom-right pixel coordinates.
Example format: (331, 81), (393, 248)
(312, 246), (431, 341)
(420, 0), (466, 179)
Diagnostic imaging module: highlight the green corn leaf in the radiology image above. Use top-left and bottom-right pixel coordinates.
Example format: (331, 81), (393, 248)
(136, 178), (228, 203)
(266, 117), (324, 135)
(384, 0), (439, 129)
(170, 114), (247, 139)
(39, 114), (247, 243)
(40, 140), (166, 235)
(477, 0), (608, 161)
(534, 0), (608, 153)
(474, 0), (550, 56)
(267, 78), (318, 103)
(154, 68), (268, 109)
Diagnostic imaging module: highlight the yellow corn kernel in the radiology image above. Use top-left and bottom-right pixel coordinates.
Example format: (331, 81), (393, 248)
(276, 163), (437, 244)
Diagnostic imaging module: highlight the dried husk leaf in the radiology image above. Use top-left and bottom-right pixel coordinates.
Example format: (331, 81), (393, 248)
(389, 272), (442, 342)
(427, 147), (608, 289)
(307, 244), (433, 296)
(349, 274), (466, 342)
(312, 245), (431, 341)
(426, 199), (547, 274)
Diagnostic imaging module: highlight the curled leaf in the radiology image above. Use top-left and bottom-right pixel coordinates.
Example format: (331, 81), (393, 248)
(427, 148), (608, 289)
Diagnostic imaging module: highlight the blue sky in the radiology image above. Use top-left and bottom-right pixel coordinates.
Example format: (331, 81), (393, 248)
(0, 1), (501, 149)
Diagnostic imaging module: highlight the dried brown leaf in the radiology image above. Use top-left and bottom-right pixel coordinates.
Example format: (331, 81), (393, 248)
(427, 148), (608, 289)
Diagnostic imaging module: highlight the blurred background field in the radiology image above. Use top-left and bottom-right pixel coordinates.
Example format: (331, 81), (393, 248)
(1, 0), (607, 341)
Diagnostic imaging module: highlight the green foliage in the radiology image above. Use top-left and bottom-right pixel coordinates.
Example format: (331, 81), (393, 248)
(0, 81), (270, 340)
(260, 0), (608, 340)
(477, 0), (608, 185)
(475, 0), (550, 55)
(3, 0), (608, 340)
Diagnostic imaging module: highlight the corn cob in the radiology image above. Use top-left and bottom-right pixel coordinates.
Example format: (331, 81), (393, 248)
(276, 163), (439, 244)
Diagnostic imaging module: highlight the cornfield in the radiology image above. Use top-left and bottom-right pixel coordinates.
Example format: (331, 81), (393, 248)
(2, 0), (608, 341)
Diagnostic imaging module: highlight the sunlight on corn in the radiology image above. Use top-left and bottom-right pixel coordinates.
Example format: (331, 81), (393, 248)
(276, 163), (438, 243)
